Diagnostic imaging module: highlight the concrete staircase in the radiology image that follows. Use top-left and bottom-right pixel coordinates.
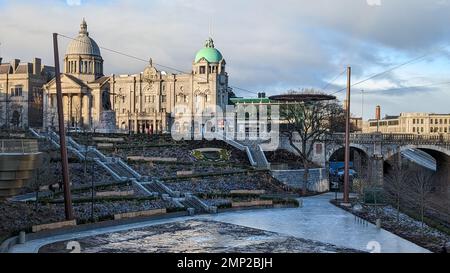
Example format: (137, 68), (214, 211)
(215, 133), (270, 169)
(181, 194), (214, 214)
(29, 128), (214, 214)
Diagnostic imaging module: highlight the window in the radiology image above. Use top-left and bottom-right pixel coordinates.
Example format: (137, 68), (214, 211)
(413, 127), (416, 132)
(421, 127), (424, 133)
(315, 144), (323, 155)
(440, 119), (443, 124)
(199, 66), (206, 74)
(431, 119), (433, 124)
(10, 86), (23, 97)
(413, 119), (416, 124)
(161, 95), (166, 103)
(421, 119), (424, 124)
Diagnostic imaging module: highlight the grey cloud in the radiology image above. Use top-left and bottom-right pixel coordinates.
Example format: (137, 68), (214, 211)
(1, 0), (449, 115)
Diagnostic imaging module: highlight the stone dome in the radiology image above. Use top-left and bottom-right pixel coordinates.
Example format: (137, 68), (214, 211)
(66, 19), (101, 57)
(194, 37), (223, 63)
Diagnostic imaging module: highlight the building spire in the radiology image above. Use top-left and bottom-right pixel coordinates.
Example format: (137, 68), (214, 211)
(79, 18), (89, 36)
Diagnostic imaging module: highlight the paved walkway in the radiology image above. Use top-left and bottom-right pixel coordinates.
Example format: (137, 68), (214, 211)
(9, 193), (430, 253)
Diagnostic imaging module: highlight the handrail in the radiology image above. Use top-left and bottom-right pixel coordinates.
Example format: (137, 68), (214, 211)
(329, 133), (450, 144)
(215, 133), (258, 166)
(94, 158), (126, 182)
(118, 158), (142, 180)
(0, 139), (39, 154)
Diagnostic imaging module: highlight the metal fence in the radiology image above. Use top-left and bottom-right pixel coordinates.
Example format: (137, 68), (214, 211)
(0, 139), (39, 154)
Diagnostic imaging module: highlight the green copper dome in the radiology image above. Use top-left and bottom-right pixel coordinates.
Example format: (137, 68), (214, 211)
(194, 37), (223, 63)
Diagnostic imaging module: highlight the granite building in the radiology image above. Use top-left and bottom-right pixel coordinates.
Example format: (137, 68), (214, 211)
(43, 19), (229, 133)
(0, 58), (54, 129)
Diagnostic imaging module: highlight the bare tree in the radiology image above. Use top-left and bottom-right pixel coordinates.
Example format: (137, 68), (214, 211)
(409, 167), (434, 230)
(384, 153), (410, 222)
(280, 90), (342, 195)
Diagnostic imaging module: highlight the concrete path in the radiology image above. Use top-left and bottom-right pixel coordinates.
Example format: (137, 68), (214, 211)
(199, 193), (430, 253)
(9, 193), (430, 253)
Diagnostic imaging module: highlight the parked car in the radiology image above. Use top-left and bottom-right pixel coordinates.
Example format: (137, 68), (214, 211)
(68, 127), (83, 133)
(337, 167), (357, 181)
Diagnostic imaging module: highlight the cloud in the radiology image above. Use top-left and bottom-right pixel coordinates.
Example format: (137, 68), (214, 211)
(1, 0), (449, 116)
(66, 0), (81, 6)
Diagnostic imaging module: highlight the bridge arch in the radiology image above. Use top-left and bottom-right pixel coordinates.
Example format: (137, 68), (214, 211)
(383, 144), (450, 161)
(326, 143), (371, 162)
(383, 144), (450, 205)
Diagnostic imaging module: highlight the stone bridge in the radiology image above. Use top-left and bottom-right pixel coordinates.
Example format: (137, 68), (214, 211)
(326, 133), (450, 196)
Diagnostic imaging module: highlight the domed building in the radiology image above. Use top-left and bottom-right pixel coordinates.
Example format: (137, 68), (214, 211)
(64, 18), (104, 81)
(43, 20), (229, 134)
(109, 36), (229, 134)
(44, 19), (113, 131)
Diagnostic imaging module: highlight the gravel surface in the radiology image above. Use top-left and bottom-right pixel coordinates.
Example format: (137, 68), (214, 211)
(130, 162), (245, 179)
(0, 199), (175, 241)
(333, 201), (450, 253)
(165, 172), (287, 194)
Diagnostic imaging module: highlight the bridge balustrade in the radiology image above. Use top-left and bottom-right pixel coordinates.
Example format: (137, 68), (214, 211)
(328, 133), (450, 146)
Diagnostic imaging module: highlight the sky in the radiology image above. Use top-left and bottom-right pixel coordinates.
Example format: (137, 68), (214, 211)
(1, 0), (450, 120)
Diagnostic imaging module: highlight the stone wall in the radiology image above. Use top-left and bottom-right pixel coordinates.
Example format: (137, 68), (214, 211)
(271, 168), (329, 193)
(278, 136), (326, 166)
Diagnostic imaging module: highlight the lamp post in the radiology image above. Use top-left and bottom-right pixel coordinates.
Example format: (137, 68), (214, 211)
(343, 66), (351, 204)
(53, 33), (74, 220)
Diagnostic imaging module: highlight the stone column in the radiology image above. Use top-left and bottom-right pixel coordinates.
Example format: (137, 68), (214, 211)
(370, 155), (384, 186)
(435, 154), (450, 199)
(69, 94), (73, 127)
(88, 94), (92, 128)
(78, 94), (83, 127)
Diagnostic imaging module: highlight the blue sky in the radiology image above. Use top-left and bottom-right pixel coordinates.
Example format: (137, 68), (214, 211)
(1, 0), (449, 119)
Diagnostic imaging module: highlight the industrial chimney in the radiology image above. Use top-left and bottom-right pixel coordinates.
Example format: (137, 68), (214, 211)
(375, 105), (381, 120)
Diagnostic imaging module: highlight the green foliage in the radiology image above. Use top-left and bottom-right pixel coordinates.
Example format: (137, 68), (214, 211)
(191, 150), (205, 160)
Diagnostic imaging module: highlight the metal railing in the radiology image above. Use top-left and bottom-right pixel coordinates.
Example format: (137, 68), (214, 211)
(0, 139), (39, 154)
(330, 133), (450, 144)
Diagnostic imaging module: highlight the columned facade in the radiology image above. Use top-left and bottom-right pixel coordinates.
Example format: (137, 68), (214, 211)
(43, 21), (229, 133)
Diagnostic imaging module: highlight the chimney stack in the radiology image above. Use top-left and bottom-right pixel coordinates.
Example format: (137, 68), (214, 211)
(33, 58), (41, 75)
(0, 57), (3, 64)
(375, 105), (381, 120)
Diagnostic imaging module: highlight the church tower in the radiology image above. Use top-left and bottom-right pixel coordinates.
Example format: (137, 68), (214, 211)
(192, 37), (228, 111)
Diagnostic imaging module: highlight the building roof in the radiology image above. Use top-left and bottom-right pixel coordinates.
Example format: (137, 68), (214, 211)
(194, 37), (223, 63)
(230, 97), (272, 104)
(269, 93), (336, 102)
(0, 64), (12, 74)
(91, 76), (110, 85)
(384, 115), (400, 120)
(66, 19), (102, 57)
